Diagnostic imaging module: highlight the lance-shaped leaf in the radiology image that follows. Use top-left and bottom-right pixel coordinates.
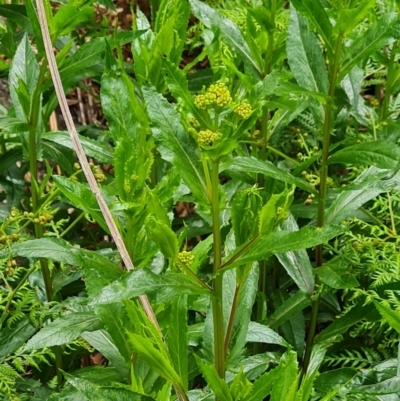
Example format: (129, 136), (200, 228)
(227, 265), (259, 366)
(314, 368), (357, 397)
(268, 291), (311, 329)
(63, 372), (155, 401)
(223, 157), (317, 195)
(53, 176), (108, 233)
(163, 58), (212, 129)
(9, 34), (39, 121)
(196, 356), (233, 401)
(289, 0), (333, 56)
(328, 140), (400, 169)
(222, 225), (345, 270)
(270, 350), (299, 400)
(0, 317), (37, 360)
(142, 86), (209, 207)
(334, 0), (375, 37)
(89, 268), (210, 306)
(189, 0), (262, 78)
(315, 302), (378, 343)
(24, 312), (102, 350)
(276, 215), (314, 295)
(101, 75), (141, 141)
(287, 7), (329, 95)
(325, 166), (391, 225)
(42, 131), (113, 164)
(246, 322), (288, 347)
(168, 295), (189, 391)
(128, 333), (184, 390)
(287, 7), (328, 126)
(339, 13), (398, 80)
(82, 330), (129, 376)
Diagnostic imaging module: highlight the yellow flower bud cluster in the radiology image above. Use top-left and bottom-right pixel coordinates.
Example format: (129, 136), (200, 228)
(177, 251), (194, 267)
(235, 102), (253, 119)
(197, 130), (221, 147)
(194, 83), (232, 109)
(188, 117), (200, 128)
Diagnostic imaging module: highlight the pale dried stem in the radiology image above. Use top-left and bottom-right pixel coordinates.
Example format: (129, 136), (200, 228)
(35, 0), (159, 329)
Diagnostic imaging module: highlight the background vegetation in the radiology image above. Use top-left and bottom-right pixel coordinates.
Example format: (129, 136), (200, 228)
(1, 0), (400, 399)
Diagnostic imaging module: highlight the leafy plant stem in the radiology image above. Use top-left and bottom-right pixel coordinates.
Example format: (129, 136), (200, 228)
(211, 160), (225, 379)
(59, 211), (85, 238)
(255, 2), (276, 329)
(28, 58), (64, 385)
(388, 192), (397, 235)
(302, 34), (343, 376)
(360, 206), (386, 227)
(382, 41), (398, 122)
(266, 145), (301, 166)
(176, 260), (212, 291)
(0, 136), (6, 154)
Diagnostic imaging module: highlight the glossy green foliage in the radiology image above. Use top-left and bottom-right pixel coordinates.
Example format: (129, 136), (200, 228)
(1, 0), (400, 399)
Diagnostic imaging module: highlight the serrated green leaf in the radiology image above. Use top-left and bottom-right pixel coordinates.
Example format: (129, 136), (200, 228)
(259, 186), (294, 236)
(223, 225), (345, 269)
(52, 5), (93, 37)
(314, 368), (357, 394)
(42, 131), (113, 163)
(246, 322), (288, 347)
(276, 215), (314, 295)
(25, 312), (102, 350)
(325, 166), (389, 225)
(128, 333), (183, 388)
(270, 350), (299, 401)
(163, 58), (212, 129)
(100, 75), (141, 141)
(81, 330), (129, 376)
(89, 268), (210, 306)
(196, 356), (233, 401)
(142, 86), (209, 207)
(63, 372), (155, 400)
(9, 34), (39, 121)
(287, 8), (328, 95)
(328, 140), (400, 169)
(244, 364), (279, 401)
(315, 302), (378, 343)
(339, 13), (398, 79)
(268, 291), (311, 329)
(315, 261), (359, 290)
(0, 317), (36, 360)
(289, 0), (333, 56)
(334, 0), (375, 37)
(189, 0), (262, 78)
(146, 217), (179, 259)
(168, 295), (188, 391)
(224, 157), (317, 195)
(53, 176), (108, 233)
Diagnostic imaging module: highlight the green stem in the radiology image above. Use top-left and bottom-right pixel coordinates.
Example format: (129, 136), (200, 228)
(211, 160), (225, 379)
(176, 259), (212, 291)
(255, 0), (276, 330)
(28, 59), (63, 385)
(266, 145), (301, 166)
(59, 211), (85, 238)
(382, 42), (398, 121)
(302, 35), (343, 375)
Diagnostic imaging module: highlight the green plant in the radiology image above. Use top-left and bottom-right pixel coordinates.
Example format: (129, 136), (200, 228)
(2, 0), (400, 400)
